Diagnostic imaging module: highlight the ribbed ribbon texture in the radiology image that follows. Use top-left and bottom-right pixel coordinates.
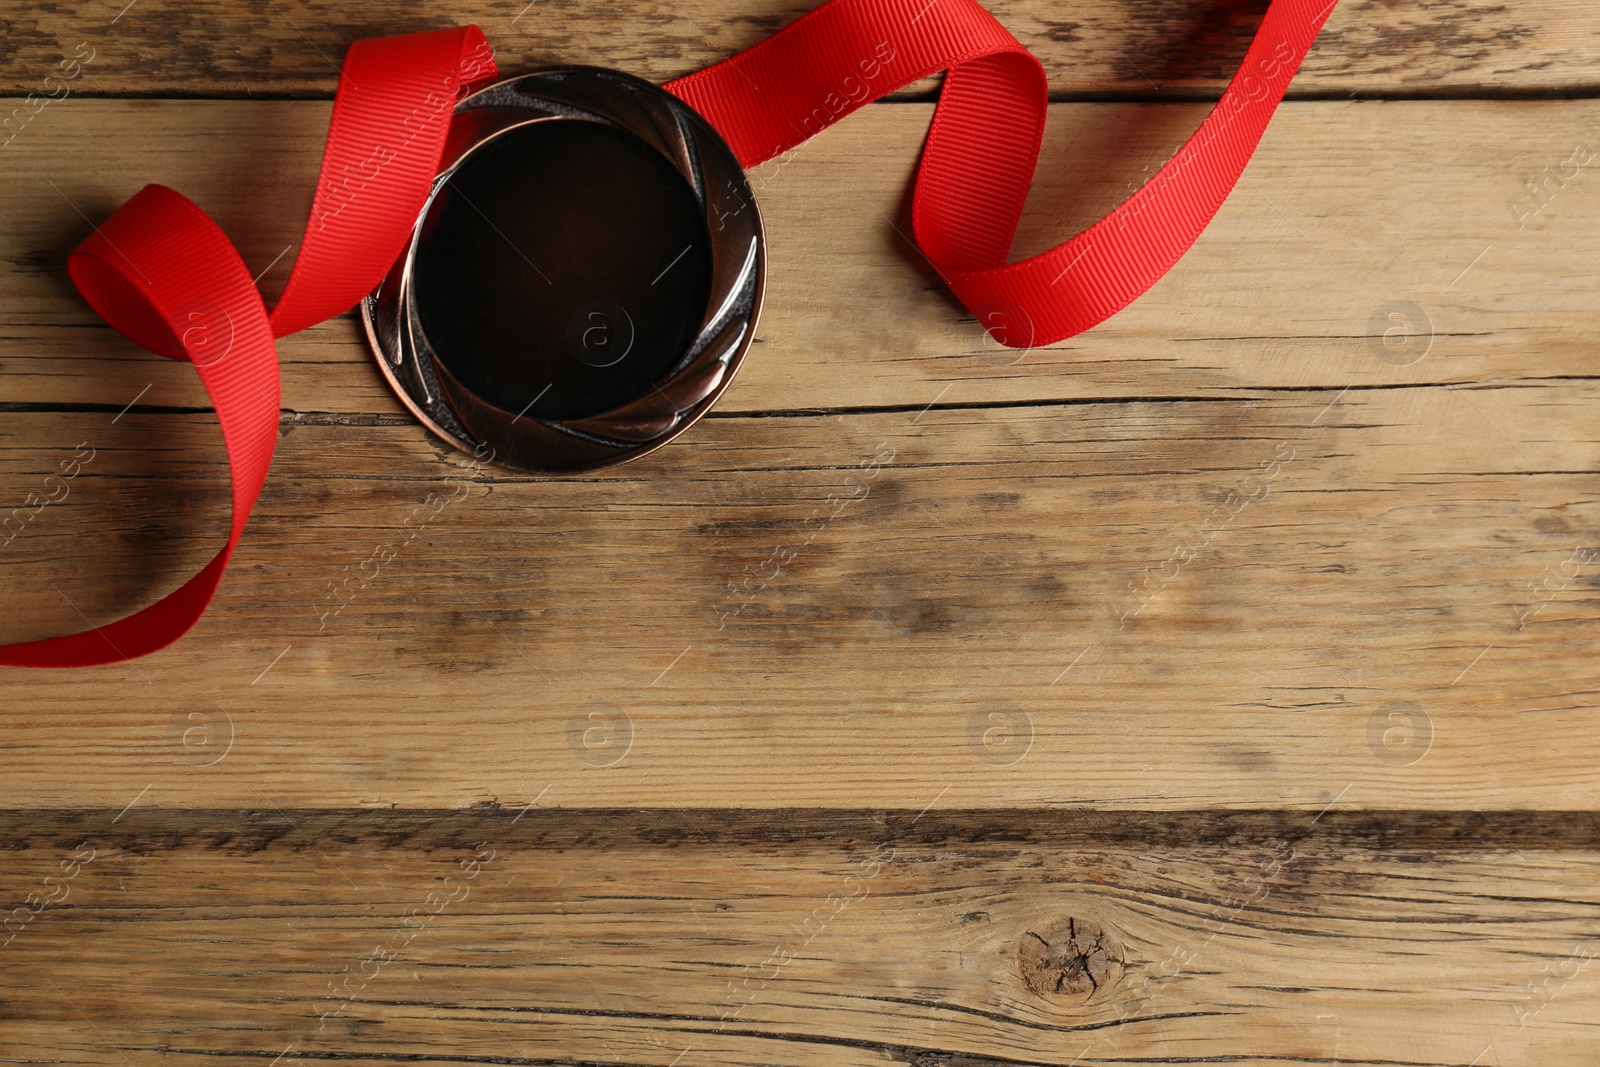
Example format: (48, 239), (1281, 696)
(2, 0), (1335, 667)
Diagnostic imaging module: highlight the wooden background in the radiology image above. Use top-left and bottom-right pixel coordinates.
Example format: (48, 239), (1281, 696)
(3, 0), (1600, 1062)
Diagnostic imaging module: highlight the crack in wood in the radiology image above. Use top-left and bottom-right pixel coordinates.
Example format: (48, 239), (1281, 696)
(4, 809), (1600, 850)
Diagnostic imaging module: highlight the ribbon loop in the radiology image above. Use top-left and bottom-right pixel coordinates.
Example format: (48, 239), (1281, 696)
(667, 0), (1337, 347)
(2, 30), (497, 668)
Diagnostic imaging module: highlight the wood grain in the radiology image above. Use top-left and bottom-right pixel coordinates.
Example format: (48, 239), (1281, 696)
(2, 375), (1598, 810)
(3, 99), (1599, 418)
(2, 809), (1598, 1065)
(4, 101), (1599, 812)
(1, 0), (1596, 98)
(3, 0), (1598, 1058)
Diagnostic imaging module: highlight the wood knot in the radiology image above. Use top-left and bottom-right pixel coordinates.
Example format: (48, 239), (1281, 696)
(1017, 918), (1123, 1000)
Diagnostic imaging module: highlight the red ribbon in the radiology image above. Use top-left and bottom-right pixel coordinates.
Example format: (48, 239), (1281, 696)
(674, 0), (1338, 346)
(1, 0), (1335, 667)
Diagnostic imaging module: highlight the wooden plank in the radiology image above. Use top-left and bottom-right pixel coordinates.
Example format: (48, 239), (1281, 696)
(2, 0), (1595, 98)
(1, 808), (1598, 1065)
(2, 378), (1599, 810)
(3, 100), (1598, 415)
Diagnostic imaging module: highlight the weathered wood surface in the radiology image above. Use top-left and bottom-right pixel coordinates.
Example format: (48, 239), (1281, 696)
(2, 374), (1598, 810)
(3, 810), (1599, 1066)
(4, 95), (1600, 809)
(5, 95), (1600, 807)
(1, 0), (1596, 98)
(4, 0), (1600, 1060)
(2, 99), (1598, 416)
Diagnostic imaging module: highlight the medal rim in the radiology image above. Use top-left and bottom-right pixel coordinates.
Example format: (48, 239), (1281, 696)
(362, 65), (766, 475)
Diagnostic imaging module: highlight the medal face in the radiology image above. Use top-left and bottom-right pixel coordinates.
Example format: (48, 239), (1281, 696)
(363, 68), (765, 473)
